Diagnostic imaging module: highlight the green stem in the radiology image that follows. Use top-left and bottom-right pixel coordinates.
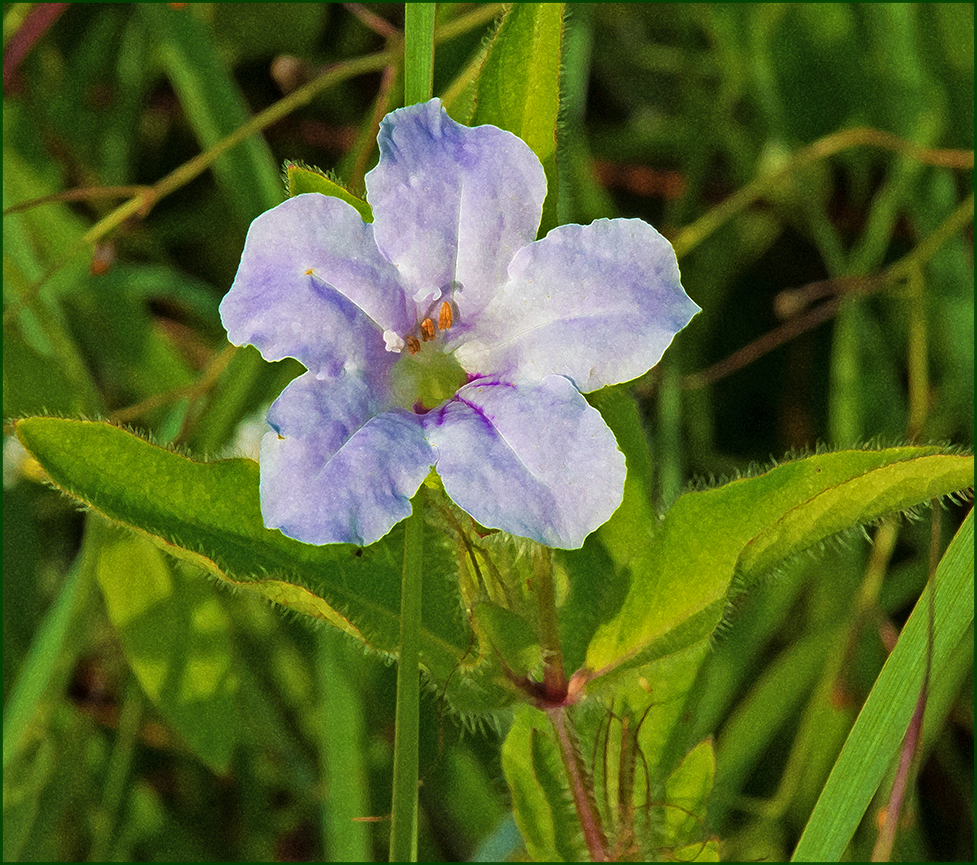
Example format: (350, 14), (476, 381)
(90, 678), (142, 861)
(404, 4), (436, 106)
(388, 9), (434, 860)
(533, 545), (567, 701)
(388, 494), (425, 863)
(317, 629), (370, 862)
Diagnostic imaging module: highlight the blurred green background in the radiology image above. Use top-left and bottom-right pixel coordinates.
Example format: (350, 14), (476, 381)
(4, 4), (973, 861)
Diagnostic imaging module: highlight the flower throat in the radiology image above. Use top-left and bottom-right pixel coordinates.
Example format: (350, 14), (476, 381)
(386, 289), (468, 413)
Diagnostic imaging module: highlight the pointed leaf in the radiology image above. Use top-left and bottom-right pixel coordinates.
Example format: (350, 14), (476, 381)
(738, 451), (972, 578)
(586, 448), (974, 677)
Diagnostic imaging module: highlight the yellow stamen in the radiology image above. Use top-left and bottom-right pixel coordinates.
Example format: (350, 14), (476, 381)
(305, 268), (314, 275)
(420, 318), (436, 341)
(406, 336), (421, 355)
(439, 301), (453, 331)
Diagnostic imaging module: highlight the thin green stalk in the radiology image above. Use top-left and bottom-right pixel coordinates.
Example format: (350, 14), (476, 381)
(317, 629), (371, 862)
(871, 502), (941, 862)
(404, 4), (436, 106)
(388, 495), (426, 863)
(388, 10), (435, 861)
(89, 678), (142, 862)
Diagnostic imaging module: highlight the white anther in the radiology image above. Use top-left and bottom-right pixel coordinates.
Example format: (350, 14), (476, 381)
(383, 330), (405, 353)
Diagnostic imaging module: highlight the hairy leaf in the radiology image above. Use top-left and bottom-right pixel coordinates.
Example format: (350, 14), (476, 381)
(15, 418), (474, 688)
(586, 448), (974, 679)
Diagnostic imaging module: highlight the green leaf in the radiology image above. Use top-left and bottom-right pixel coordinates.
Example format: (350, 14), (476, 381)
(283, 161), (374, 223)
(14, 418), (474, 688)
(792, 507), (974, 861)
(586, 447), (974, 678)
(662, 739), (717, 858)
(2, 560), (89, 770)
(737, 452), (971, 579)
(471, 3), (565, 236)
(139, 4), (282, 230)
(501, 704), (584, 863)
(92, 521), (238, 774)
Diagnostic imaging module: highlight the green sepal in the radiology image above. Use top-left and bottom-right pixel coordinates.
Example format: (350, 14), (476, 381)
(471, 602), (542, 678)
(283, 160), (373, 223)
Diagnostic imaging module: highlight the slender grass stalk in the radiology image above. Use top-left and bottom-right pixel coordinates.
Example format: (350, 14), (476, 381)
(389, 495), (427, 863)
(388, 10), (435, 861)
(317, 630), (371, 862)
(89, 679), (142, 862)
(404, 4), (436, 107)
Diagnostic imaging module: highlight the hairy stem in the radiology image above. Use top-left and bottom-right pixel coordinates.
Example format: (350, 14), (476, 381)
(533, 545), (567, 702)
(551, 708), (607, 862)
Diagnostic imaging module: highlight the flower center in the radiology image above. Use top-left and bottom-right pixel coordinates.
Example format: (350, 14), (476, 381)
(388, 344), (468, 412)
(385, 288), (467, 412)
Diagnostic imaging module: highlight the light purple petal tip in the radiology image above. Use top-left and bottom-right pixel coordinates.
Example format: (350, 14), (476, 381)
(458, 219), (700, 391)
(219, 194), (411, 376)
(426, 375), (625, 548)
(366, 99), (547, 324)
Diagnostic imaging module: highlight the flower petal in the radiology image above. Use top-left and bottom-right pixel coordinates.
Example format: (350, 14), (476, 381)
(220, 194), (411, 376)
(366, 99), (546, 324)
(260, 372), (434, 545)
(456, 219), (700, 392)
(426, 375), (625, 548)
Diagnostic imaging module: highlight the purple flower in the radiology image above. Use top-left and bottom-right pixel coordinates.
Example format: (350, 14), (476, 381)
(219, 99), (699, 549)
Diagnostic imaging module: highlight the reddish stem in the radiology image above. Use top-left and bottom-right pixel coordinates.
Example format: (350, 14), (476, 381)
(3, 3), (69, 94)
(550, 708), (607, 862)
